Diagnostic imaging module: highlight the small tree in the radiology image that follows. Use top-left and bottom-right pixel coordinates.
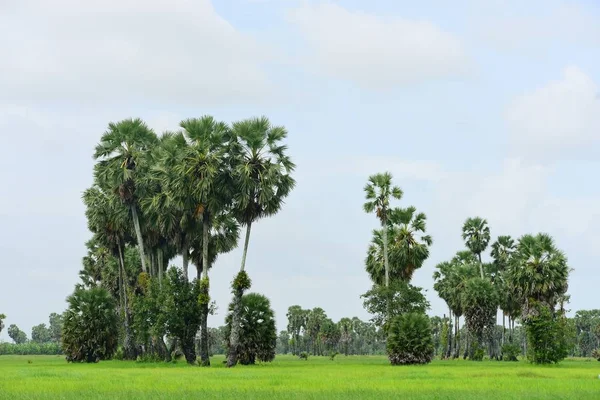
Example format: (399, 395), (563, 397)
(0, 314), (5, 336)
(62, 287), (118, 362)
(8, 324), (28, 344)
(387, 313), (434, 365)
(163, 267), (202, 365)
(461, 277), (498, 360)
(48, 313), (63, 344)
(524, 305), (572, 364)
(225, 293), (276, 365)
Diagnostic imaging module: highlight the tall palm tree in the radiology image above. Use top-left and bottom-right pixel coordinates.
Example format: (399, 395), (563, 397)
(490, 235), (516, 344)
(366, 207), (432, 284)
(507, 233), (570, 319)
(462, 217), (491, 278)
(227, 117), (296, 367)
(93, 118), (158, 273)
(363, 173), (403, 287)
(178, 116), (231, 367)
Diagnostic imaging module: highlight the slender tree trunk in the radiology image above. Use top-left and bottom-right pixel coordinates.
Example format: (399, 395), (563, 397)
(382, 218), (390, 287)
(182, 240), (189, 281)
(130, 205), (147, 273)
(118, 241), (135, 359)
(199, 212), (210, 367)
(502, 312), (506, 346)
(158, 247), (164, 286)
(446, 309), (452, 359)
(478, 253), (484, 278)
(227, 222), (253, 368)
(454, 315), (460, 359)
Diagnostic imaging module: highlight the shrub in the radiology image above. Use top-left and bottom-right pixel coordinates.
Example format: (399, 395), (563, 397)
(592, 349), (600, 361)
(502, 343), (520, 361)
(387, 312), (434, 365)
(329, 351), (339, 361)
(299, 351), (309, 360)
(225, 293), (277, 365)
(62, 286), (118, 363)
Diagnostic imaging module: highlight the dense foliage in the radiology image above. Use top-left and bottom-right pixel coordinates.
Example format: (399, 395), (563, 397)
(7, 325), (27, 344)
(524, 306), (571, 364)
(387, 313), (434, 365)
(62, 287), (119, 363)
(225, 293), (277, 365)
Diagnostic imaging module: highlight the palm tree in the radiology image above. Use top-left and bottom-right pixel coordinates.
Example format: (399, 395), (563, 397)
(462, 217), (491, 278)
(491, 235), (516, 344)
(93, 118), (158, 274)
(363, 173), (403, 287)
(178, 116), (231, 367)
(227, 117), (296, 367)
(507, 233), (570, 319)
(366, 207), (432, 284)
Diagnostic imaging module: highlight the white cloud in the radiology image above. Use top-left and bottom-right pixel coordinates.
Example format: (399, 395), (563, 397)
(286, 3), (469, 88)
(506, 66), (600, 161)
(0, 0), (275, 106)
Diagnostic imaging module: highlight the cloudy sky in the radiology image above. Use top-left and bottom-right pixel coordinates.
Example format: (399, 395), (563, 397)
(1, 0), (599, 340)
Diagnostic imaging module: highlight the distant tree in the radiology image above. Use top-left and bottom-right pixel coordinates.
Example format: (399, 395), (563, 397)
(387, 313), (434, 365)
(462, 217), (491, 278)
(62, 286), (118, 362)
(306, 308), (328, 355)
(338, 318), (354, 356)
(363, 172), (403, 288)
(8, 324), (27, 344)
(276, 331), (290, 354)
(48, 313), (63, 344)
(225, 293), (276, 365)
(286, 305), (308, 355)
(461, 277), (498, 360)
(31, 324), (52, 344)
(362, 281), (429, 333)
(0, 314), (5, 336)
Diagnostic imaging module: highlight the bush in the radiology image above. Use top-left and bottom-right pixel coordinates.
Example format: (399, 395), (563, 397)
(62, 286), (119, 363)
(299, 351), (309, 360)
(592, 349), (600, 361)
(329, 351), (339, 361)
(524, 306), (571, 364)
(387, 312), (434, 365)
(225, 293), (277, 365)
(502, 343), (520, 361)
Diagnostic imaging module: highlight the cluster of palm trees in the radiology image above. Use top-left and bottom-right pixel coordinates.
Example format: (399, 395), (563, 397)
(81, 116), (295, 366)
(433, 218), (571, 362)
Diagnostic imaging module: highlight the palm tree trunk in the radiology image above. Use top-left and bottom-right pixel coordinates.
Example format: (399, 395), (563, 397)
(158, 247), (164, 287)
(182, 240), (189, 281)
(199, 212), (210, 367)
(382, 219), (390, 287)
(118, 241), (135, 359)
(454, 315), (460, 359)
(130, 205), (147, 273)
(478, 253), (484, 278)
(446, 309), (452, 359)
(227, 222), (253, 368)
(502, 312), (506, 346)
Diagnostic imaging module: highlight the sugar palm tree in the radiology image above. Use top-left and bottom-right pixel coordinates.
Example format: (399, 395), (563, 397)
(491, 235), (516, 343)
(366, 207), (432, 284)
(177, 116), (231, 366)
(93, 118), (158, 273)
(507, 233), (570, 318)
(227, 117), (296, 367)
(462, 217), (491, 278)
(363, 173), (403, 287)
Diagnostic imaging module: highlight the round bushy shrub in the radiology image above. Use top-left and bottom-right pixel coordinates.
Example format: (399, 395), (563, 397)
(225, 293), (276, 365)
(62, 287), (118, 363)
(592, 349), (600, 361)
(387, 312), (434, 365)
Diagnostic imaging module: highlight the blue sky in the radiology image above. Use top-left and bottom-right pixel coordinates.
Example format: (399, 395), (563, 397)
(0, 0), (599, 340)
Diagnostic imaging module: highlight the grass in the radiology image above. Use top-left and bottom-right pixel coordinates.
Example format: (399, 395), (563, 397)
(1, 354), (599, 399)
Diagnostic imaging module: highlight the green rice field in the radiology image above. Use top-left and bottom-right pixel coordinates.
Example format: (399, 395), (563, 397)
(1, 355), (599, 399)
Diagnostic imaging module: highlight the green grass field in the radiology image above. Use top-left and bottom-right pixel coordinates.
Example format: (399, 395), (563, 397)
(1, 355), (599, 399)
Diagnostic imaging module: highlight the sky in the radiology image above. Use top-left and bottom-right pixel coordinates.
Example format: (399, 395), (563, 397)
(1, 0), (599, 341)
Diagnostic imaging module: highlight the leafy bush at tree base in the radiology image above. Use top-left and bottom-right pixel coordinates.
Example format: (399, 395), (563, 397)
(62, 287), (119, 363)
(387, 312), (434, 365)
(524, 306), (572, 364)
(501, 343), (520, 361)
(225, 293), (277, 365)
(592, 349), (600, 361)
